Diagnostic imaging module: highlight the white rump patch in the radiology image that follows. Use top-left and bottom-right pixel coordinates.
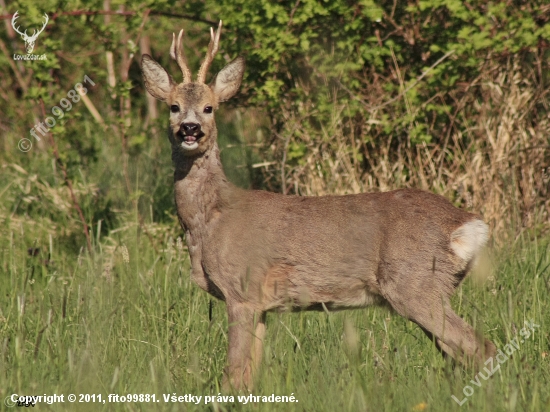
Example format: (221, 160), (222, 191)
(450, 219), (489, 262)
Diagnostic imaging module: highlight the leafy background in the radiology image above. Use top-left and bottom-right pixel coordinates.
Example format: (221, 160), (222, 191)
(0, 0), (549, 411)
(1, 0), (548, 245)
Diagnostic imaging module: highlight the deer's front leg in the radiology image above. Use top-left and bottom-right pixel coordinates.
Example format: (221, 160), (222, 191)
(223, 303), (265, 391)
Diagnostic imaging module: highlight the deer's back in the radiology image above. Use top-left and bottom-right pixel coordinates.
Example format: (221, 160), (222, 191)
(201, 188), (480, 311)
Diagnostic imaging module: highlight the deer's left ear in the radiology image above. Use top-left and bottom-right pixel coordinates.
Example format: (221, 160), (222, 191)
(141, 54), (175, 101)
(211, 56), (245, 102)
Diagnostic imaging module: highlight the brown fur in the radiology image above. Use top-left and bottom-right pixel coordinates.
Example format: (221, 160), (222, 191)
(141, 23), (496, 391)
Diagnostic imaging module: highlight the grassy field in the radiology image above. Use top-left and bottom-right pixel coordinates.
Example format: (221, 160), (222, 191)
(0, 113), (548, 412)
(0, 2), (548, 411)
(1, 191), (549, 411)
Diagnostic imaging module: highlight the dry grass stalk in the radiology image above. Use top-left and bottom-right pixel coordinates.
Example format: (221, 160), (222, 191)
(265, 60), (549, 240)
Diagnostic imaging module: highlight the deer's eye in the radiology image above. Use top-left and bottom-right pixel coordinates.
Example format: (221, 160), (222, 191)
(170, 105), (180, 113)
(204, 106), (213, 114)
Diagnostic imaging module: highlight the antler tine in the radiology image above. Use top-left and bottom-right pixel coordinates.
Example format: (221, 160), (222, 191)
(196, 20), (222, 84)
(38, 13), (49, 33)
(11, 12), (26, 37)
(30, 14), (48, 39)
(169, 29), (192, 84)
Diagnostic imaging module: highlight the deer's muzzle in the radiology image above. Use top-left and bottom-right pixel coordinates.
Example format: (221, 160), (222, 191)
(178, 122), (204, 147)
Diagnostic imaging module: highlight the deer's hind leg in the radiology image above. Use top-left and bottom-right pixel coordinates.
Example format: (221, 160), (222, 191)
(380, 272), (496, 365)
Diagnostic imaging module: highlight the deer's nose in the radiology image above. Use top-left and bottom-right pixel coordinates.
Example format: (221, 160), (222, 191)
(180, 123), (201, 135)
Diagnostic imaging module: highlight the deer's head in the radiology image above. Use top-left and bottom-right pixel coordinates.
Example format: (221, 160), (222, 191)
(11, 11), (49, 54)
(141, 22), (244, 157)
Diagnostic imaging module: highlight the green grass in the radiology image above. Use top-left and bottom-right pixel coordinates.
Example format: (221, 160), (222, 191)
(1, 211), (549, 411)
(0, 122), (549, 411)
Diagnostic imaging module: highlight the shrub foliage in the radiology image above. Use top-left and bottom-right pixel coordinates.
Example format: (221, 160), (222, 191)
(0, 0), (548, 246)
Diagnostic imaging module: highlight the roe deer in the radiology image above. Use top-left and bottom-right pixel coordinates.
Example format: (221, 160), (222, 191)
(141, 21), (496, 391)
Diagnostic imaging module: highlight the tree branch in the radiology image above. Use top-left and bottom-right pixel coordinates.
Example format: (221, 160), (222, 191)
(0, 10), (218, 26)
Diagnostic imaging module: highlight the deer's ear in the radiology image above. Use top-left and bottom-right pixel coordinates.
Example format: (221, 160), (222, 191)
(211, 57), (245, 102)
(141, 54), (175, 101)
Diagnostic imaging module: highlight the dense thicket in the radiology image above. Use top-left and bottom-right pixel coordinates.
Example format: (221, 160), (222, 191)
(0, 0), (548, 250)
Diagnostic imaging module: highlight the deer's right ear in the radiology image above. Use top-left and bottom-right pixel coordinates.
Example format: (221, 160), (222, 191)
(141, 55), (175, 102)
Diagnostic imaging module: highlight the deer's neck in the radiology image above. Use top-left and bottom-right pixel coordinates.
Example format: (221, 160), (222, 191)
(173, 143), (233, 234)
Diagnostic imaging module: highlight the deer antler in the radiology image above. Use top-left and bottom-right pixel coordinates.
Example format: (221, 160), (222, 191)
(170, 29), (192, 84)
(11, 12), (48, 40)
(31, 13), (49, 40)
(11, 12), (27, 38)
(196, 21), (222, 84)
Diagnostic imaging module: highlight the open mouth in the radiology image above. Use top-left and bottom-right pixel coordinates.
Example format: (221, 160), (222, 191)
(177, 131), (205, 148)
